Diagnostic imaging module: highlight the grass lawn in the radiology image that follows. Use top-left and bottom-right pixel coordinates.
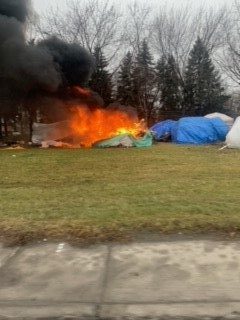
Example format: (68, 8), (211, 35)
(1, 144), (240, 244)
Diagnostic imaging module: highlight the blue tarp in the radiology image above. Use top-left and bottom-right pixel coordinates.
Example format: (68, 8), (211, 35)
(171, 117), (229, 145)
(150, 120), (177, 141)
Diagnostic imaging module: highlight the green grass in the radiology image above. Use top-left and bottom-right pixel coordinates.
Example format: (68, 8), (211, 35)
(1, 144), (240, 244)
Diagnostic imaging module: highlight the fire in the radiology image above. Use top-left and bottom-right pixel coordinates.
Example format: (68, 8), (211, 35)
(71, 107), (145, 147)
(73, 86), (92, 98)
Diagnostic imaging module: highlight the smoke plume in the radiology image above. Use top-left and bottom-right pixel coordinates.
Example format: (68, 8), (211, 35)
(39, 37), (94, 88)
(0, 0), (29, 23)
(0, 0), (95, 118)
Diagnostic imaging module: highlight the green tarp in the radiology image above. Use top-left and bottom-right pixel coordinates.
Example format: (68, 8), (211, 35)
(132, 132), (153, 148)
(94, 132), (153, 148)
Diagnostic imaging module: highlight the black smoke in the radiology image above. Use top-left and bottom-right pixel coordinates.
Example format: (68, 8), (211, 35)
(0, 0), (95, 123)
(0, 0), (61, 94)
(39, 37), (94, 88)
(0, 0), (29, 22)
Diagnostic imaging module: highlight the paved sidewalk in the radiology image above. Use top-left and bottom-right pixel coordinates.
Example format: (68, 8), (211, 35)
(1, 240), (240, 319)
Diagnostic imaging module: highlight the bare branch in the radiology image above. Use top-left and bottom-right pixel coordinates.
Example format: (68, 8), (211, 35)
(152, 4), (230, 81)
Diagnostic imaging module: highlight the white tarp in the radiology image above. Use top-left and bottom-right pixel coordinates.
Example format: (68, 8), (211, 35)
(205, 112), (234, 128)
(41, 140), (64, 148)
(32, 121), (73, 144)
(40, 140), (75, 148)
(226, 116), (240, 148)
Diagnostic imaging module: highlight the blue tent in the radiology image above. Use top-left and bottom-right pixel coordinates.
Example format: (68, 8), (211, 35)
(171, 117), (229, 145)
(150, 120), (177, 141)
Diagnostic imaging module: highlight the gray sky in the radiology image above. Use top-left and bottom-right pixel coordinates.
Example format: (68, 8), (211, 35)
(32, 0), (237, 90)
(33, 0), (233, 14)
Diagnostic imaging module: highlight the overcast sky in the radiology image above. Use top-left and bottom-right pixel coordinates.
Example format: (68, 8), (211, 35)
(32, 0), (237, 90)
(33, 0), (233, 14)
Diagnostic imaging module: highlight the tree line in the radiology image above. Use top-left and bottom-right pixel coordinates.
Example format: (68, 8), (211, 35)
(90, 37), (229, 124)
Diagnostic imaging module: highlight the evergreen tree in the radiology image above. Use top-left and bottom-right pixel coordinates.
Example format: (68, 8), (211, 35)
(89, 46), (112, 106)
(184, 37), (229, 116)
(132, 39), (157, 123)
(136, 39), (154, 67)
(117, 51), (133, 106)
(156, 55), (182, 112)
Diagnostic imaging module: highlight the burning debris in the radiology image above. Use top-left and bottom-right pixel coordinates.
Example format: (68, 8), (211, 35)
(70, 105), (147, 147)
(32, 99), (149, 148)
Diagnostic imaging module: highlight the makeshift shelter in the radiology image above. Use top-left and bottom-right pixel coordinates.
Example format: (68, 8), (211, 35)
(94, 134), (133, 148)
(226, 117), (240, 148)
(133, 132), (153, 148)
(94, 132), (153, 148)
(32, 121), (73, 145)
(150, 120), (176, 141)
(171, 117), (229, 145)
(205, 112), (234, 128)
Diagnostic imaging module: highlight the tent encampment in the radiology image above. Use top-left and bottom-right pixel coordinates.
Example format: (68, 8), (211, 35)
(171, 117), (229, 144)
(32, 121), (73, 144)
(151, 117), (229, 145)
(204, 112), (234, 128)
(226, 116), (240, 148)
(150, 120), (176, 141)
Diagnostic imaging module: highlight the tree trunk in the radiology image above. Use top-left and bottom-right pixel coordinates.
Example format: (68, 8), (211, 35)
(0, 118), (2, 140)
(28, 107), (36, 142)
(3, 117), (8, 137)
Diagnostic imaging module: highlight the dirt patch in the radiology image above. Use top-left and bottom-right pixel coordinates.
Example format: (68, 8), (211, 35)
(1, 221), (240, 248)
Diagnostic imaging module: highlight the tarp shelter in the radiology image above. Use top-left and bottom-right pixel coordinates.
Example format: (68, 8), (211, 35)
(32, 121), (73, 144)
(205, 112), (234, 128)
(226, 116), (240, 148)
(150, 120), (176, 141)
(94, 132), (153, 148)
(171, 117), (229, 145)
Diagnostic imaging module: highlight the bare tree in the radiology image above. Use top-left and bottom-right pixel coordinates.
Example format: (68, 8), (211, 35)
(35, 0), (124, 63)
(220, 0), (240, 85)
(123, 1), (153, 55)
(152, 4), (229, 83)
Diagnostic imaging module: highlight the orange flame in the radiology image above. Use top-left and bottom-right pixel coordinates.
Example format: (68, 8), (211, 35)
(73, 86), (92, 97)
(71, 107), (145, 147)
